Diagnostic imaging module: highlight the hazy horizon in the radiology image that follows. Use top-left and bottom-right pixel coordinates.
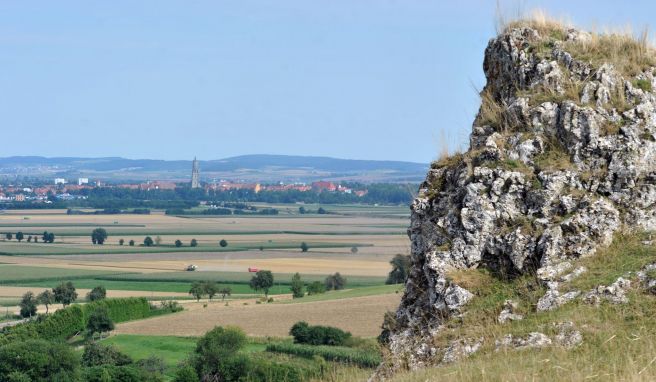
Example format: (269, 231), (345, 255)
(2, 0), (654, 163)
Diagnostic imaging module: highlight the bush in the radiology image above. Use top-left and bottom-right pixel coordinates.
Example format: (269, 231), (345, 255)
(0, 339), (79, 381)
(173, 364), (199, 382)
(82, 343), (133, 367)
(289, 321), (351, 346)
(83, 364), (162, 382)
(306, 281), (325, 295)
(192, 326), (247, 379)
(266, 342), (381, 368)
(87, 286), (107, 302)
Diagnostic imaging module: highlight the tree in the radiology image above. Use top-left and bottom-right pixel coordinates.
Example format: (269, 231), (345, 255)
(190, 239), (198, 247)
(144, 236), (154, 247)
(351, 246), (358, 254)
(386, 254), (411, 284)
(91, 228), (108, 245)
(42, 231), (55, 243)
(219, 287), (232, 301)
(192, 326), (246, 380)
(16, 232), (24, 242)
(36, 290), (55, 314)
(219, 239), (228, 247)
(87, 286), (107, 301)
(19, 292), (37, 318)
(53, 281), (77, 307)
(175, 239), (183, 248)
(317, 207), (327, 214)
(5, 233), (12, 241)
(298, 206), (306, 214)
(129, 239), (135, 246)
(290, 273), (305, 298)
(27, 235), (32, 243)
(155, 235), (162, 245)
(0, 339), (79, 381)
(249, 270), (274, 298)
(204, 281), (218, 301)
(307, 281), (326, 295)
(325, 272), (347, 291)
(189, 282), (204, 302)
(300, 242), (309, 252)
(81, 343), (133, 367)
(119, 239), (125, 246)
(33, 236), (38, 243)
(87, 307), (115, 339)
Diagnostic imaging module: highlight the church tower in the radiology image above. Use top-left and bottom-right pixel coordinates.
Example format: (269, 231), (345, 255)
(191, 157), (200, 188)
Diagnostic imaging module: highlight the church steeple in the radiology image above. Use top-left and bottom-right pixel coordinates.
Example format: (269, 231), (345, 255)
(191, 157), (200, 188)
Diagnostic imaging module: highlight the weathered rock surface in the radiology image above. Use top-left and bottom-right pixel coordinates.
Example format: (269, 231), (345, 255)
(442, 338), (483, 363)
(498, 300), (524, 323)
(553, 322), (583, 348)
(377, 22), (656, 377)
(495, 332), (552, 351)
(583, 277), (631, 305)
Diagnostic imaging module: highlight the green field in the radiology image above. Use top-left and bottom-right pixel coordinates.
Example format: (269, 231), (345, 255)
(102, 335), (197, 373)
(0, 264), (126, 283)
(98, 271), (386, 286)
(0, 241), (373, 256)
(280, 284), (403, 303)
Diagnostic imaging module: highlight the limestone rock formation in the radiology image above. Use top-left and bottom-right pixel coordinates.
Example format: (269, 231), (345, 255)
(377, 21), (656, 376)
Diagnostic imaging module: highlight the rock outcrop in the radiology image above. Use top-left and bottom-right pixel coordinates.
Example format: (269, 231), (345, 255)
(377, 21), (656, 377)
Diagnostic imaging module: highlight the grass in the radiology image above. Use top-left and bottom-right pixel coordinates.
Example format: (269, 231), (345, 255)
(281, 284), (403, 304)
(0, 241), (373, 256)
(0, 265), (125, 283)
(391, 232), (656, 381)
(98, 271), (386, 287)
(102, 335), (196, 378)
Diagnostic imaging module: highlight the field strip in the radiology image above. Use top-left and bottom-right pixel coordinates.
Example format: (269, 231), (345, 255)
(0, 285), (188, 299)
(115, 293), (401, 338)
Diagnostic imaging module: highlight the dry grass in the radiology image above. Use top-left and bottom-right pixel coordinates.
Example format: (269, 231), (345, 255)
(391, 233), (656, 381)
(115, 293), (401, 338)
(499, 10), (656, 79)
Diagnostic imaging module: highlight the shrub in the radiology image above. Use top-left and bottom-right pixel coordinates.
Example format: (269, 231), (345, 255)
(83, 365), (162, 382)
(192, 326), (247, 379)
(324, 272), (346, 291)
(175, 239), (183, 247)
(87, 286), (107, 302)
(173, 364), (199, 382)
(190, 238), (198, 247)
(290, 273), (305, 298)
(289, 321), (351, 346)
(300, 242), (309, 252)
(266, 342), (381, 368)
(306, 281), (325, 295)
(0, 339), (79, 381)
(82, 343), (133, 367)
(19, 291), (37, 318)
(86, 307), (115, 338)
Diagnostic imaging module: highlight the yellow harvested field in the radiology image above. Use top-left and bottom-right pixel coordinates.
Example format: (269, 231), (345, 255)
(115, 293), (401, 337)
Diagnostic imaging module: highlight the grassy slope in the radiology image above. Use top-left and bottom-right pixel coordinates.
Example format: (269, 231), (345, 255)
(392, 233), (656, 381)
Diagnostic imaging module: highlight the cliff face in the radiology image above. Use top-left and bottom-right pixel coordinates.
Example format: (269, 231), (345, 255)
(379, 23), (656, 374)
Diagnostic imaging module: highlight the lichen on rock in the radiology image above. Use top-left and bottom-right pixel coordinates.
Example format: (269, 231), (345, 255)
(375, 20), (656, 379)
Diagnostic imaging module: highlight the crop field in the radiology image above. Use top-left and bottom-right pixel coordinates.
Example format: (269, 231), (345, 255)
(0, 204), (407, 343)
(115, 292), (402, 338)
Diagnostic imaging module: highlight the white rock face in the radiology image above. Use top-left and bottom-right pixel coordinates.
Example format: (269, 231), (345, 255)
(584, 277), (631, 305)
(442, 338), (483, 363)
(495, 332), (552, 351)
(378, 23), (656, 376)
(554, 322), (583, 348)
(498, 300), (524, 324)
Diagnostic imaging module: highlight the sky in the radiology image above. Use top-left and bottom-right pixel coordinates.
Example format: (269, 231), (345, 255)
(0, 1), (654, 163)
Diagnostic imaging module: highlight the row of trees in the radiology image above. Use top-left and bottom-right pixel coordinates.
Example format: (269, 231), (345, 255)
(91, 228), (229, 249)
(290, 272), (347, 299)
(4, 231), (55, 243)
(188, 282), (232, 301)
(19, 282), (106, 318)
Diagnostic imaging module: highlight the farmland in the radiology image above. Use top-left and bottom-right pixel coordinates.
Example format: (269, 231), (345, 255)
(0, 204), (408, 380)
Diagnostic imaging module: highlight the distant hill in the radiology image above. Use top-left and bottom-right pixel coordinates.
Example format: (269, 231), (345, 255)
(0, 155), (428, 183)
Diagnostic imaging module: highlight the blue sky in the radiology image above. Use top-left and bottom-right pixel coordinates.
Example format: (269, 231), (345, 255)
(0, 1), (653, 163)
